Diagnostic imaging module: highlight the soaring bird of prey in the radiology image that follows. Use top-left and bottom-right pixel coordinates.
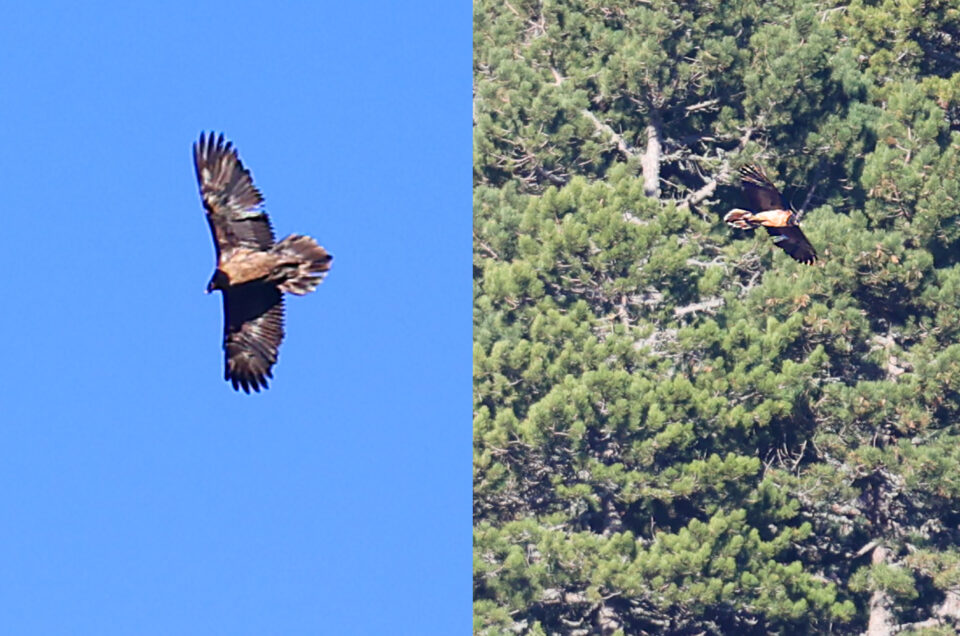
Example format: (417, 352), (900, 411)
(723, 164), (817, 265)
(194, 132), (332, 393)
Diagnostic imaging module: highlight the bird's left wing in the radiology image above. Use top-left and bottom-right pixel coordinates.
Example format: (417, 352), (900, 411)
(193, 132), (276, 260)
(740, 164), (786, 212)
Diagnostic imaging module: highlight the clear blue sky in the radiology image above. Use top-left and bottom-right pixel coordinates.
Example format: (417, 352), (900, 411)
(0, 2), (467, 633)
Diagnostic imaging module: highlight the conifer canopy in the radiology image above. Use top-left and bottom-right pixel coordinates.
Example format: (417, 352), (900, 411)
(475, 1), (960, 633)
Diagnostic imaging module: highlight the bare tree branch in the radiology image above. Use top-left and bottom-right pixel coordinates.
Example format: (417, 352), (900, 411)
(474, 232), (500, 260)
(678, 177), (719, 210)
(674, 297), (724, 318)
(582, 109), (636, 159)
(685, 98), (720, 113)
(678, 160), (730, 212)
(797, 158), (825, 220)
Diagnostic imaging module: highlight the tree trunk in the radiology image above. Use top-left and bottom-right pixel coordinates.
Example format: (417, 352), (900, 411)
(866, 544), (894, 636)
(640, 112), (662, 198)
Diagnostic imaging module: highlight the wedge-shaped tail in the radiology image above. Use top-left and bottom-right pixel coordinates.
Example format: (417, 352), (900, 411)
(270, 234), (333, 295)
(724, 208), (758, 230)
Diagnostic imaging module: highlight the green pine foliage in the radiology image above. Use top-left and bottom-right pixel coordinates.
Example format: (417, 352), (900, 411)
(475, 0), (960, 634)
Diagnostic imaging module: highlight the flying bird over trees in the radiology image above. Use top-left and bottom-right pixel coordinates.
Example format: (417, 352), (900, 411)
(723, 164), (817, 265)
(194, 132), (332, 393)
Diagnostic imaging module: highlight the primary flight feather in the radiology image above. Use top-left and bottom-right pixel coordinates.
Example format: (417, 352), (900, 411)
(194, 132), (332, 393)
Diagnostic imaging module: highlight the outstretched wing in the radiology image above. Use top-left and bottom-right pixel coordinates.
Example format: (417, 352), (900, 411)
(764, 225), (817, 265)
(740, 164), (786, 212)
(193, 132), (275, 260)
(222, 280), (285, 393)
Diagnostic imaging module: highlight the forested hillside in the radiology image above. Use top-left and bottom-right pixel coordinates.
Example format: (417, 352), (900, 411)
(473, 1), (960, 634)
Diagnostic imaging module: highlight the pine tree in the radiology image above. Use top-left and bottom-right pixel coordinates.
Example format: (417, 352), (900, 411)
(475, 1), (960, 634)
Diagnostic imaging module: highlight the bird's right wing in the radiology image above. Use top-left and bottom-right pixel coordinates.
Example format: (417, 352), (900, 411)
(764, 225), (817, 265)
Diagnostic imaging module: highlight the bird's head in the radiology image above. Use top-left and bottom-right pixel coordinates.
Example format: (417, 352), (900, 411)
(206, 270), (228, 294)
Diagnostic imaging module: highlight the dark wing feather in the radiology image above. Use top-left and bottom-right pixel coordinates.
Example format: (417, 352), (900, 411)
(764, 225), (817, 265)
(193, 132), (275, 259)
(740, 164), (786, 212)
(222, 281), (285, 393)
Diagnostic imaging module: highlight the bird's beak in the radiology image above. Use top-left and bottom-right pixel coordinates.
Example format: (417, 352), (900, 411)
(206, 270), (224, 293)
